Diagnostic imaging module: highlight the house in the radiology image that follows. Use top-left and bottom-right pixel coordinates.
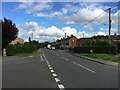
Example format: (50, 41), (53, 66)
(76, 38), (91, 46)
(76, 35), (120, 46)
(10, 37), (24, 45)
(56, 35), (78, 48)
(91, 35), (120, 41)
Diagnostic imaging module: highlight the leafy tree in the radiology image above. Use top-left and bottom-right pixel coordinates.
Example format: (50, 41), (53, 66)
(2, 18), (19, 55)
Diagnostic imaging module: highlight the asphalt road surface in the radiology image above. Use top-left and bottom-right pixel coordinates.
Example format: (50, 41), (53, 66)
(2, 48), (118, 89)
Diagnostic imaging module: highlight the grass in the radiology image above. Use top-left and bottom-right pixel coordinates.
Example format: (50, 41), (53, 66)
(81, 53), (120, 62)
(16, 49), (43, 57)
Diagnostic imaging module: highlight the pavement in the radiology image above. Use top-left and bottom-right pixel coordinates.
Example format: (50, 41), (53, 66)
(2, 48), (119, 89)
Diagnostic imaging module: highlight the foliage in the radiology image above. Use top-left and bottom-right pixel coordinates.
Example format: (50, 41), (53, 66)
(6, 43), (38, 56)
(74, 46), (117, 54)
(85, 39), (109, 46)
(2, 18), (19, 49)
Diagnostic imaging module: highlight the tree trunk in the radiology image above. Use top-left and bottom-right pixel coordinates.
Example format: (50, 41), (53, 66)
(2, 48), (7, 56)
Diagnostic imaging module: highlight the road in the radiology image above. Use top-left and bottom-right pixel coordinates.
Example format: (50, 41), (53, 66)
(2, 48), (118, 89)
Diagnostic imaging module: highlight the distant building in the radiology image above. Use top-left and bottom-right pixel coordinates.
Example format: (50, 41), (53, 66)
(91, 35), (120, 41)
(76, 38), (90, 46)
(76, 35), (120, 46)
(56, 35), (78, 48)
(10, 37), (24, 45)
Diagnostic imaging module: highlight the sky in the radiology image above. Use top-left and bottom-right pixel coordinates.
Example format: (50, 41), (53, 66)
(1, 1), (120, 42)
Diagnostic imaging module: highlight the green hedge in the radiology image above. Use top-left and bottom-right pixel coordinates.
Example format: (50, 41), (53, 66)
(74, 46), (117, 54)
(6, 44), (38, 56)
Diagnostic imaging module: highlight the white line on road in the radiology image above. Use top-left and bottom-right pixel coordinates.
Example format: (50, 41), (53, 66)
(49, 67), (53, 70)
(65, 59), (69, 61)
(51, 70), (55, 73)
(43, 54), (47, 60)
(58, 84), (65, 89)
(55, 78), (60, 82)
(73, 62), (96, 73)
(48, 65), (51, 67)
(43, 53), (65, 89)
(52, 73), (57, 77)
(40, 55), (43, 61)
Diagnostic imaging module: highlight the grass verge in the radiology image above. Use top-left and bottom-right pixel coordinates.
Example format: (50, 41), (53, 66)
(80, 53), (120, 62)
(16, 49), (43, 57)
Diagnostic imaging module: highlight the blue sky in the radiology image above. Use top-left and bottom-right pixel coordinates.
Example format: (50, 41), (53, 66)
(2, 1), (119, 42)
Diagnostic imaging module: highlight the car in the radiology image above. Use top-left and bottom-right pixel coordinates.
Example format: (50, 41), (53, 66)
(51, 46), (55, 50)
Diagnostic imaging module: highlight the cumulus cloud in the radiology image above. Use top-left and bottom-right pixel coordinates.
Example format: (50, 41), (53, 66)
(17, 2), (118, 26)
(19, 21), (118, 42)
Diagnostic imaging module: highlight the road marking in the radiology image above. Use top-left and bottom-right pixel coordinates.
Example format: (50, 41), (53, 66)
(51, 70), (55, 73)
(61, 56), (69, 61)
(52, 73), (57, 77)
(65, 59), (69, 61)
(58, 84), (65, 89)
(49, 67), (53, 69)
(73, 62), (96, 73)
(40, 55), (43, 61)
(55, 78), (60, 82)
(48, 65), (51, 67)
(43, 53), (65, 90)
(43, 54), (47, 60)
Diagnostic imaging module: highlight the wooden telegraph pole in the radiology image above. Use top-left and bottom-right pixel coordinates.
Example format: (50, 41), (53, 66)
(108, 8), (112, 54)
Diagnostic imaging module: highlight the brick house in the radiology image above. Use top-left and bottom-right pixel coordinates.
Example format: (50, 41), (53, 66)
(56, 35), (78, 48)
(67, 35), (78, 48)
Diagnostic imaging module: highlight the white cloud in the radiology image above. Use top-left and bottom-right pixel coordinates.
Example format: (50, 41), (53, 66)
(17, 2), (118, 26)
(17, 2), (53, 14)
(19, 21), (118, 42)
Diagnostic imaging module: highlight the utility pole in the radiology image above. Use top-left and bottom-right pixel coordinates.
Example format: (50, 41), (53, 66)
(83, 33), (84, 38)
(108, 8), (112, 54)
(31, 33), (33, 41)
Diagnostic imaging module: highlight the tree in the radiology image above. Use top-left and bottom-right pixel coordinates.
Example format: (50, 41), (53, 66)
(29, 37), (31, 44)
(2, 18), (19, 56)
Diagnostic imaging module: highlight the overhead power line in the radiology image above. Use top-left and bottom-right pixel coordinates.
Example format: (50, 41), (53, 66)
(79, 9), (109, 29)
(79, 3), (120, 30)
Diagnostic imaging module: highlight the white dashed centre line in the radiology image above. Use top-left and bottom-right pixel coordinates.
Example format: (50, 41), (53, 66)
(58, 84), (65, 89)
(49, 67), (53, 69)
(51, 70), (55, 73)
(43, 53), (65, 90)
(65, 59), (69, 61)
(40, 55), (43, 61)
(55, 78), (60, 82)
(52, 73), (57, 77)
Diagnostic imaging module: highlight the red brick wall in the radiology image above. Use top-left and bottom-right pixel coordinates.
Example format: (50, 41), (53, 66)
(68, 36), (78, 48)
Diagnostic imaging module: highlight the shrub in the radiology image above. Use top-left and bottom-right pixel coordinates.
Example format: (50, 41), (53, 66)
(74, 46), (117, 55)
(6, 45), (16, 56)
(6, 43), (38, 56)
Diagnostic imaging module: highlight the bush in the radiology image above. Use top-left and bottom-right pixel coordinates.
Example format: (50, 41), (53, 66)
(6, 44), (38, 56)
(6, 45), (16, 56)
(74, 46), (117, 55)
